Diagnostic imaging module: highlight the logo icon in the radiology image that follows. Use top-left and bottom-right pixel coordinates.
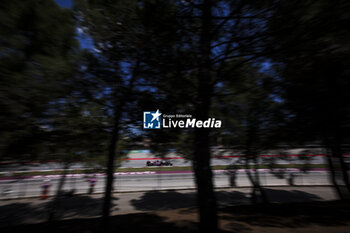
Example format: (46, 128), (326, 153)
(143, 109), (162, 129)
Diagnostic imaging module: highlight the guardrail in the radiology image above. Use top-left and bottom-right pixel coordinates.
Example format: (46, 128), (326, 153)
(0, 171), (331, 200)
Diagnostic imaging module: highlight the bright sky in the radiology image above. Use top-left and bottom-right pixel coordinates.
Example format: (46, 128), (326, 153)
(55, 0), (72, 8)
(55, 0), (94, 49)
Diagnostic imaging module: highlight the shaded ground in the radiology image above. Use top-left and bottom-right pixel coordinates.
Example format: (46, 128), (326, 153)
(0, 195), (119, 226)
(129, 188), (323, 211)
(0, 200), (349, 233)
(0, 187), (347, 232)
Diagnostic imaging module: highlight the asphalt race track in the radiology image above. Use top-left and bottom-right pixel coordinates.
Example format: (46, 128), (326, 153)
(0, 169), (331, 199)
(0, 148), (341, 199)
(0, 148), (332, 172)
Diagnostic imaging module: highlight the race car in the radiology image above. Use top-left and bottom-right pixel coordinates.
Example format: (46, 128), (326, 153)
(146, 160), (173, 166)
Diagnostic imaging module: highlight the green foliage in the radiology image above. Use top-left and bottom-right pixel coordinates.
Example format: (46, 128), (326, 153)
(0, 0), (78, 161)
(265, 0), (350, 145)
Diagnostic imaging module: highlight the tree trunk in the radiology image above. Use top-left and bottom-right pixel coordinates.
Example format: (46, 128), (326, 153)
(325, 74), (350, 198)
(329, 138), (350, 199)
(326, 153), (344, 199)
(332, 142), (350, 193)
(101, 60), (139, 231)
(253, 157), (268, 203)
(102, 108), (122, 231)
(324, 119), (350, 200)
(245, 158), (268, 204)
(48, 163), (69, 222)
(193, 128), (218, 232)
(193, 1), (219, 232)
